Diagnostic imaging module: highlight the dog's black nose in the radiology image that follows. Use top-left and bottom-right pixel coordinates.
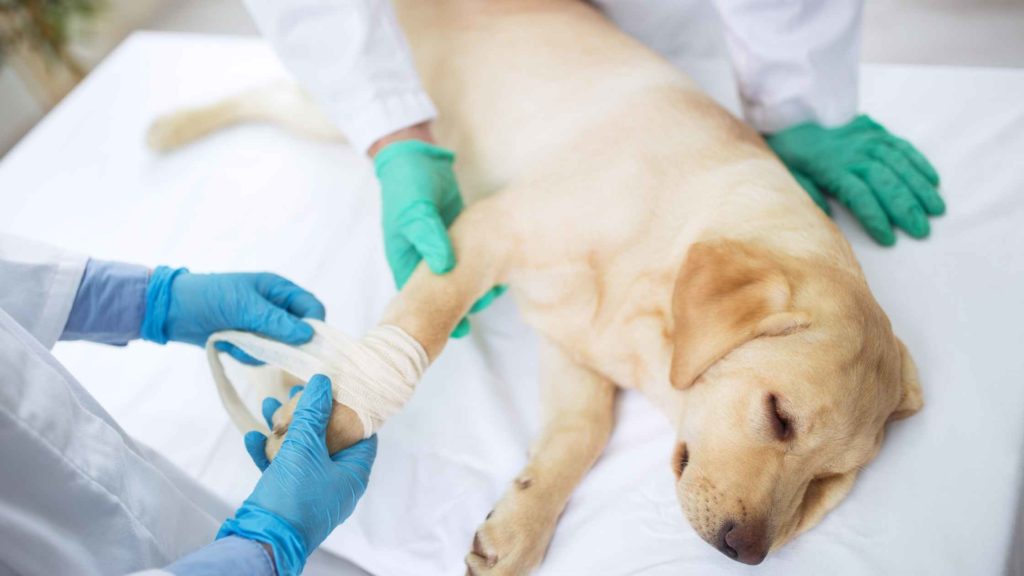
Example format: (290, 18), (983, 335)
(717, 520), (768, 565)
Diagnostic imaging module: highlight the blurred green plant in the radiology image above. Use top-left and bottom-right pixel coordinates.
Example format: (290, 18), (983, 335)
(0, 0), (103, 77)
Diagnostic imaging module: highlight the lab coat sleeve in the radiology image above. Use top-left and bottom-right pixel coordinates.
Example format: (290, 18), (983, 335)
(711, 0), (863, 133)
(244, 0), (437, 153)
(0, 308), (224, 575)
(156, 536), (276, 576)
(0, 234), (86, 349)
(61, 259), (150, 345)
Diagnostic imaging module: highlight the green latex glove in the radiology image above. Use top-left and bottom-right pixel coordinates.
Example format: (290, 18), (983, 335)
(374, 140), (505, 337)
(766, 115), (944, 246)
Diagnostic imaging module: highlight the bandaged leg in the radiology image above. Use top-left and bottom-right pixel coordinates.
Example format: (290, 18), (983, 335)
(208, 195), (515, 459)
(207, 321), (428, 458)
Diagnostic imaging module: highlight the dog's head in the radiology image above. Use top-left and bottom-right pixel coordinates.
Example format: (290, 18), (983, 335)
(668, 240), (922, 564)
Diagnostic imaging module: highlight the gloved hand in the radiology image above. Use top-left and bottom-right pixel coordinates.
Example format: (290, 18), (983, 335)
(766, 115), (944, 246)
(141, 268), (325, 364)
(374, 140), (505, 337)
(220, 374), (377, 576)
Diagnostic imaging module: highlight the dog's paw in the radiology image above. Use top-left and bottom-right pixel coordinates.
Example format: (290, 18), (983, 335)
(465, 476), (557, 576)
(262, 391), (299, 461)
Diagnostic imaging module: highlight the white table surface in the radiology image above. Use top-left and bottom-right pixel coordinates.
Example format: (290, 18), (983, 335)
(1, 32), (1023, 575)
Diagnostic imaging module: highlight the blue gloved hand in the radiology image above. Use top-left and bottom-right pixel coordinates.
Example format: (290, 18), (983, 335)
(141, 267), (326, 364)
(219, 375), (377, 576)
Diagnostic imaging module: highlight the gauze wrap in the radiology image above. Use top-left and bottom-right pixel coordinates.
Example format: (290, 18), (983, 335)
(206, 320), (428, 439)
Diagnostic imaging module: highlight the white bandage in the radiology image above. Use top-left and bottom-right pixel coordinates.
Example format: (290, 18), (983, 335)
(206, 320), (428, 439)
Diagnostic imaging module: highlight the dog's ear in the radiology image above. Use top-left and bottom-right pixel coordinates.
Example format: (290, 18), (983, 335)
(888, 338), (923, 421)
(670, 240), (809, 389)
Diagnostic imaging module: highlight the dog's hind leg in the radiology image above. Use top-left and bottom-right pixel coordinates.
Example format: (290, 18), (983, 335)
(466, 338), (617, 575)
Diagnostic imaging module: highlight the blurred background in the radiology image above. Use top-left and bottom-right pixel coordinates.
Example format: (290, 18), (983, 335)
(1, 0), (1024, 159)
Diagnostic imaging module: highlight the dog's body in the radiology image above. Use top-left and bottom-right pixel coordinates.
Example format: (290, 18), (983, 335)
(152, 0), (922, 572)
(398, 0), (848, 385)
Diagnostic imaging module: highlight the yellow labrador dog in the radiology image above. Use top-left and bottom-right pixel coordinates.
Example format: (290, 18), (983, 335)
(150, 0), (923, 572)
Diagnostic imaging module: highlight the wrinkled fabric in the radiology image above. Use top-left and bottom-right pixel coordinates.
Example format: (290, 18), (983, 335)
(160, 536), (275, 576)
(0, 308), (222, 576)
(244, 0), (437, 153)
(0, 234), (86, 349)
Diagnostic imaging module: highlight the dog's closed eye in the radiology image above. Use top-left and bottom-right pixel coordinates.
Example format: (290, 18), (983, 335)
(672, 443), (689, 478)
(768, 394), (793, 441)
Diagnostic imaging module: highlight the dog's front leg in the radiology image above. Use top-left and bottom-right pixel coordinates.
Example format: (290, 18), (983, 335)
(378, 193), (513, 361)
(265, 194), (515, 457)
(466, 339), (617, 575)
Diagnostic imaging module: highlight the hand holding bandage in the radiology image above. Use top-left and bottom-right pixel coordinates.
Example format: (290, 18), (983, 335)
(207, 320), (428, 459)
(219, 375), (378, 576)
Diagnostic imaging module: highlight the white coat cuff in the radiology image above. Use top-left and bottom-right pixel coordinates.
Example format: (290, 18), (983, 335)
(0, 234), (87, 349)
(743, 94), (858, 135)
(38, 252), (86, 350)
(331, 91), (437, 154)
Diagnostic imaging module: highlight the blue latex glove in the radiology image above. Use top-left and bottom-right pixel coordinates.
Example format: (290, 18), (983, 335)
(141, 267), (325, 364)
(219, 375), (377, 576)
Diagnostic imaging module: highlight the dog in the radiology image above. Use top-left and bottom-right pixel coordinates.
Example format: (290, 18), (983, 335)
(149, 0), (923, 572)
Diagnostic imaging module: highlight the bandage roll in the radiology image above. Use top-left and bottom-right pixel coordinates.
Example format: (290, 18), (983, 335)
(206, 320), (429, 439)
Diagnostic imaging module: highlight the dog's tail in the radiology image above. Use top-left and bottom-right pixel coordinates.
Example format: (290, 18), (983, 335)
(146, 81), (342, 152)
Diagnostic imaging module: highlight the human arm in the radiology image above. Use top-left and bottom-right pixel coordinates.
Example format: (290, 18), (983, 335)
(158, 536), (276, 576)
(711, 0), (863, 134)
(244, 1), (503, 329)
(712, 0), (944, 244)
(0, 234), (87, 349)
(60, 262), (325, 363)
(60, 259), (149, 345)
(242, 0), (435, 154)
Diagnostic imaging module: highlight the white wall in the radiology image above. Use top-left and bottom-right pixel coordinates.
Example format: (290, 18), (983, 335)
(148, 0), (255, 36)
(863, 0), (1024, 68)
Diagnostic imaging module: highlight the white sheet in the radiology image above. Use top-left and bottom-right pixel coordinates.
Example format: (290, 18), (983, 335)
(1, 32), (1022, 575)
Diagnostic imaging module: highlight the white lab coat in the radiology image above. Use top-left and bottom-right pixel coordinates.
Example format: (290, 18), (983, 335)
(245, 0), (861, 149)
(244, 0), (437, 154)
(0, 235), (227, 576)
